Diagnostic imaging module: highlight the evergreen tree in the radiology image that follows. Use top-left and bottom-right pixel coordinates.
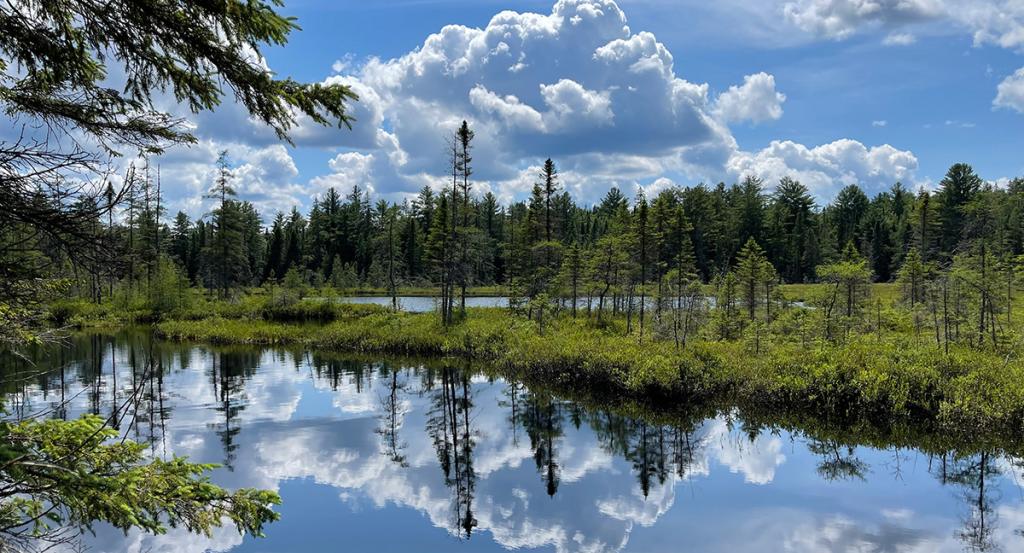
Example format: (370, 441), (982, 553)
(768, 177), (817, 283)
(427, 193), (453, 324)
(203, 151), (249, 297)
(455, 121), (476, 317)
(915, 188), (941, 262)
(264, 213), (286, 283)
(169, 212), (192, 277)
(735, 238), (772, 320)
(734, 175), (765, 250)
(937, 163), (983, 258)
(817, 242), (872, 339)
(828, 184), (869, 254)
(633, 191), (652, 340)
(541, 159), (560, 243)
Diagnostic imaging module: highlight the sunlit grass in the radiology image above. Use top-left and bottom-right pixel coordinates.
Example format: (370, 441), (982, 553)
(153, 305), (1024, 433)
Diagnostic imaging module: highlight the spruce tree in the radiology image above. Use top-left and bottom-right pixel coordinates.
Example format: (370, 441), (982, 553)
(937, 163), (983, 259)
(735, 238), (771, 321)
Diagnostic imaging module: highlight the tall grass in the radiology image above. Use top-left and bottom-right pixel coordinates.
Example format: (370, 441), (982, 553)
(154, 307), (1024, 432)
(49, 293), (387, 327)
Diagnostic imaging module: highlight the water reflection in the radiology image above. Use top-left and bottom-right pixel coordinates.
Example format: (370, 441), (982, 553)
(324, 295), (803, 313)
(328, 295), (509, 312)
(1, 331), (1023, 552)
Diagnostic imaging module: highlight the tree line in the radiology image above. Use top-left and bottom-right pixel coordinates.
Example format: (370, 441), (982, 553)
(48, 122), (1024, 329)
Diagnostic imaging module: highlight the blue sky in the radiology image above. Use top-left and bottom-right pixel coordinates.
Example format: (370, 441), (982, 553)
(155, 0), (1024, 218)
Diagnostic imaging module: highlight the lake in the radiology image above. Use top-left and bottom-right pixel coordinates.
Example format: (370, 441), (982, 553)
(329, 295), (511, 312)
(1, 330), (1020, 552)
(320, 296), (793, 312)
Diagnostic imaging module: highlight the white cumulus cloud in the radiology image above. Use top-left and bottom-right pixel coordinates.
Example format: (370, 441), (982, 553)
(727, 139), (919, 199)
(149, 0), (922, 212)
(714, 72), (786, 124)
(779, 0), (1024, 53)
(781, 0), (941, 40)
(995, 67), (1024, 113)
(306, 0), (913, 203)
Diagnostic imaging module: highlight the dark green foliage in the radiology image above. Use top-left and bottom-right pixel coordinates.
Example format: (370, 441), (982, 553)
(827, 184), (870, 253)
(767, 177), (819, 283)
(0, 0), (356, 149)
(0, 415), (280, 544)
(938, 164), (983, 258)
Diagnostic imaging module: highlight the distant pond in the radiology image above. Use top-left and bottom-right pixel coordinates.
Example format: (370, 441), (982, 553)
(328, 295), (511, 312)
(320, 296), (803, 312)
(0, 330), (1018, 552)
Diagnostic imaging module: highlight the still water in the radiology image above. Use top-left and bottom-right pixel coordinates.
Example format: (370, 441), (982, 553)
(327, 296), (804, 312)
(332, 296), (510, 312)
(2, 331), (1022, 553)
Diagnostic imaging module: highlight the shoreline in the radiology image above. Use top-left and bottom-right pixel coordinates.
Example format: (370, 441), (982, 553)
(146, 306), (1024, 436)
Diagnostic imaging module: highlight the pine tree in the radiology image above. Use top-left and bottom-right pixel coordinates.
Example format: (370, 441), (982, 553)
(169, 212), (192, 275)
(203, 151), (245, 297)
(817, 242), (872, 339)
(559, 243), (583, 318)
(455, 121), (476, 318)
(633, 191), (652, 341)
(735, 238), (772, 321)
(897, 248), (929, 306)
(264, 213), (286, 283)
(768, 177), (817, 283)
(541, 159), (559, 243)
(915, 188), (940, 262)
(239, 202), (266, 285)
(937, 163), (983, 259)
(735, 175), (765, 249)
(829, 184), (870, 253)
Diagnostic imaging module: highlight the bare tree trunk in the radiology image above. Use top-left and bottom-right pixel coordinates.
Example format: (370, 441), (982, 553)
(388, 215), (397, 311)
(978, 244), (987, 342)
(681, 291), (695, 348)
(942, 277), (949, 355)
(951, 278), (957, 342)
(625, 284), (634, 335)
(571, 255), (578, 319)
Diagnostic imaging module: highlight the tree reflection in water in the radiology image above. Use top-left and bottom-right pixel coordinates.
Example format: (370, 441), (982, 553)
(808, 439), (868, 481)
(377, 366), (409, 468)
(3, 331), (1024, 553)
(424, 366), (477, 537)
(524, 390), (563, 497)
